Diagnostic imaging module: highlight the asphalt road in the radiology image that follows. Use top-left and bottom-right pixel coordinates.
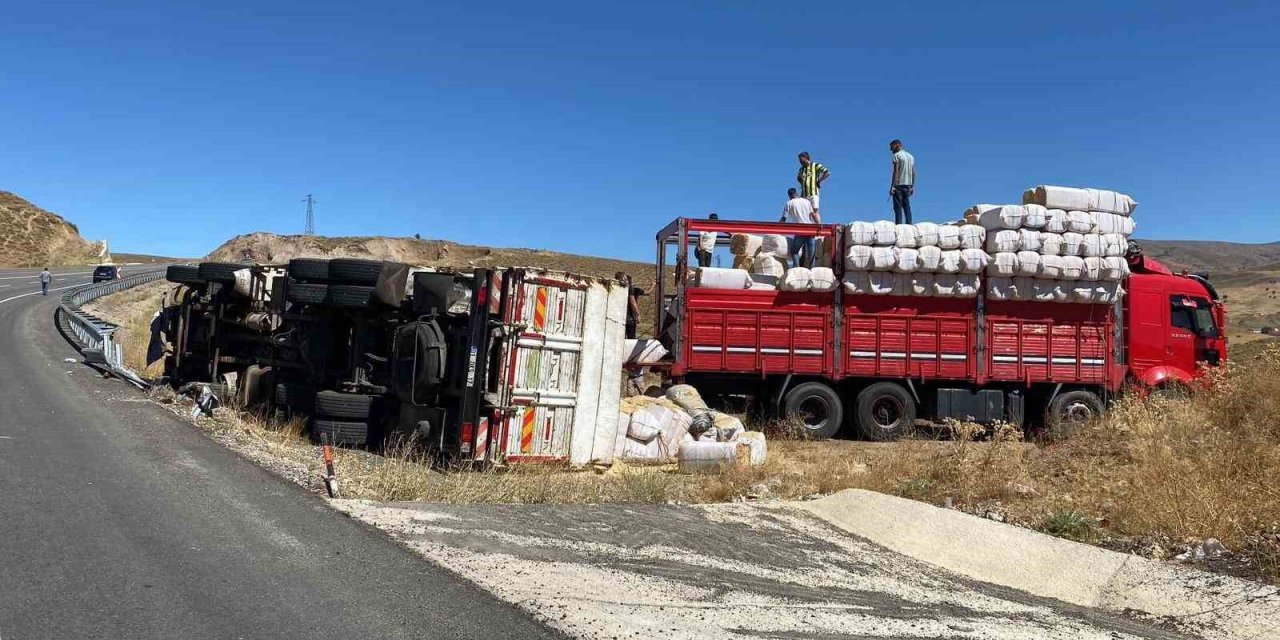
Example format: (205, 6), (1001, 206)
(0, 267), (559, 640)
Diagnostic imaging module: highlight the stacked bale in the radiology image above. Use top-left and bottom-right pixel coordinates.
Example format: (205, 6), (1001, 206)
(721, 231), (835, 293)
(966, 186), (1135, 304)
(843, 221), (988, 298)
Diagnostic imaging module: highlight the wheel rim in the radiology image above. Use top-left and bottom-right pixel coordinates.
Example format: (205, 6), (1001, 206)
(870, 396), (905, 431)
(798, 396), (830, 431)
(1061, 401), (1094, 425)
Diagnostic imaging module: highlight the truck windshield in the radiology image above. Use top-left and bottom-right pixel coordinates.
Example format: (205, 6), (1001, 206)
(1172, 296), (1218, 338)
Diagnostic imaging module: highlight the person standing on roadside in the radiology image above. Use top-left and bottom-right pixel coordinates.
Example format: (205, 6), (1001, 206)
(781, 188), (819, 268)
(696, 213), (719, 268)
(39, 267), (52, 295)
(889, 139), (916, 224)
(796, 151), (829, 220)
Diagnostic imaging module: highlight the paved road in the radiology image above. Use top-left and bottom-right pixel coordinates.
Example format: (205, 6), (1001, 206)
(0, 267), (559, 640)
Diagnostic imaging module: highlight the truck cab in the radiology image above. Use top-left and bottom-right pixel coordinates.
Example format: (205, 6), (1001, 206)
(1124, 254), (1226, 390)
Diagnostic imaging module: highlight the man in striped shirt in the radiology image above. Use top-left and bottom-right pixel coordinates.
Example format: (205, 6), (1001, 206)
(796, 151), (829, 217)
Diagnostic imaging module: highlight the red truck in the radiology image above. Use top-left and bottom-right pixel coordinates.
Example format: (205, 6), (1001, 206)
(654, 218), (1227, 438)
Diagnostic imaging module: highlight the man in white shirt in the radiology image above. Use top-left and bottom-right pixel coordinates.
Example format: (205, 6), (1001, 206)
(781, 189), (819, 268)
(696, 212), (718, 268)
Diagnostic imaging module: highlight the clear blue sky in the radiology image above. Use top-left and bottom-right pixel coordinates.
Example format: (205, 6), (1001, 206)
(2, 1), (1277, 260)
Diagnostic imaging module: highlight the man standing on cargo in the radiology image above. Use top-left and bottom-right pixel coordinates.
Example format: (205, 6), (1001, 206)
(889, 139), (916, 224)
(782, 188), (819, 268)
(39, 267), (52, 295)
(696, 213), (719, 268)
(796, 151), (829, 218)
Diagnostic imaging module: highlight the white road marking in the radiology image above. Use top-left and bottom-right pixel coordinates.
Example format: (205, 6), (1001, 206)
(0, 282), (95, 305)
(0, 271), (94, 280)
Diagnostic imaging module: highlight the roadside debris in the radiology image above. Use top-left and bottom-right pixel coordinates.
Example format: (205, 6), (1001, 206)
(617, 384), (767, 468)
(1176, 538), (1231, 563)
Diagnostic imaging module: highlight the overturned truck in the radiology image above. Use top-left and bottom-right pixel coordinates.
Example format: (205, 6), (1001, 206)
(160, 259), (629, 464)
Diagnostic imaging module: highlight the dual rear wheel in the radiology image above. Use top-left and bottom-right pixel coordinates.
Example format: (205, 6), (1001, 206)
(781, 381), (915, 441)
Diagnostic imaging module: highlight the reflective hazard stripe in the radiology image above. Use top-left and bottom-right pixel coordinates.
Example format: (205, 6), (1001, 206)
(520, 408), (536, 453)
(692, 346), (824, 356)
(849, 351), (968, 361)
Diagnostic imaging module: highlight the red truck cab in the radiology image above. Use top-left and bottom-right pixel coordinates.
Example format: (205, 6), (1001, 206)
(654, 217), (1225, 438)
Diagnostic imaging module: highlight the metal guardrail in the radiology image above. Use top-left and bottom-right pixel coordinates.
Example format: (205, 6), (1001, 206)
(58, 269), (168, 388)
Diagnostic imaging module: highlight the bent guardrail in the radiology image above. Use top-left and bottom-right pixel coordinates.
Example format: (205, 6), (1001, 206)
(58, 269), (167, 388)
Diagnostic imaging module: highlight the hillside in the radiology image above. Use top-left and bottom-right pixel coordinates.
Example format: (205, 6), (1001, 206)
(0, 191), (99, 267)
(1138, 239), (1280, 274)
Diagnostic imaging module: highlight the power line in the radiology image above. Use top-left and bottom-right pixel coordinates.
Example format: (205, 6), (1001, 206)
(303, 194), (315, 235)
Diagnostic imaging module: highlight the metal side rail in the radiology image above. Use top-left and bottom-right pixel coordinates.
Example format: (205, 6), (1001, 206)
(57, 269), (167, 389)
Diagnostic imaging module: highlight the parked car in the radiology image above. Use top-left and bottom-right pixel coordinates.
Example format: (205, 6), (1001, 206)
(92, 265), (122, 283)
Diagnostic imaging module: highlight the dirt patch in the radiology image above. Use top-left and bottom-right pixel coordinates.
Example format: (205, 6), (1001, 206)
(0, 191), (99, 267)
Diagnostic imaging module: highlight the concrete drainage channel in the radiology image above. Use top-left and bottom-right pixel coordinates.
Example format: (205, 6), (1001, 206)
(57, 268), (166, 388)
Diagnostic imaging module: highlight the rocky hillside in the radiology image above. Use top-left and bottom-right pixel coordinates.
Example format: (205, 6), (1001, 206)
(0, 191), (99, 267)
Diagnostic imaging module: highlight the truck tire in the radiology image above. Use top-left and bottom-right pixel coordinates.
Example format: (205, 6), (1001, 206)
(197, 262), (244, 284)
(288, 258), (330, 282)
(286, 283), (328, 305)
(854, 382), (917, 441)
(328, 259), (383, 285)
(782, 382), (843, 439)
(274, 382), (316, 411)
(314, 390), (379, 419)
(1045, 389), (1103, 440)
(165, 265), (205, 286)
(328, 284), (375, 308)
(311, 419), (369, 447)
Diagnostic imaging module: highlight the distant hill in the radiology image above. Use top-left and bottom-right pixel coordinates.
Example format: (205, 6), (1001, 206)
(1137, 239), (1280, 275)
(0, 191), (99, 267)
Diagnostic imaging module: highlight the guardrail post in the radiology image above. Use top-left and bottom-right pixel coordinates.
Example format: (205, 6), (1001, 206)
(58, 269), (168, 389)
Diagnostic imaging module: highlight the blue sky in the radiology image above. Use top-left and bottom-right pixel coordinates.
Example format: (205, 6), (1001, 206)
(2, 1), (1277, 261)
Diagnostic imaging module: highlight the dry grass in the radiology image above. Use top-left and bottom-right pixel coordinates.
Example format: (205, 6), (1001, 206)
(0, 191), (98, 267)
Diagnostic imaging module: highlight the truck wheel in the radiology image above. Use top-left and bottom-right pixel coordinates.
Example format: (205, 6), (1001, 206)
(328, 259), (383, 285)
(288, 258), (330, 283)
(1045, 390), (1103, 440)
(166, 265), (205, 286)
(314, 391), (379, 419)
(328, 285), (375, 308)
(854, 382), (917, 441)
(286, 283), (328, 305)
(782, 382), (843, 439)
(197, 262), (244, 284)
(274, 382), (316, 412)
(312, 419), (369, 447)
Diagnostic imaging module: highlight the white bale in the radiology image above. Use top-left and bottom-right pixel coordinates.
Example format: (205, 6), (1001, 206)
(1095, 281), (1125, 304)
(843, 271), (871, 294)
(1023, 204), (1048, 229)
(933, 273), (957, 297)
(958, 225), (986, 250)
(987, 276), (1016, 301)
(1072, 281), (1098, 304)
(872, 220), (897, 246)
(847, 221), (877, 246)
(1091, 211), (1137, 236)
(955, 274), (981, 298)
(760, 234), (790, 259)
(752, 254), (786, 278)
(1060, 255), (1085, 280)
(1061, 232), (1085, 257)
(626, 339), (669, 364)
(809, 267), (838, 292)
(666, 384), (710, 415)
(1024, 185), (1137, 215)
(915, 222), (941, 247)
(750, 274), (778, 288)
(1019, 228), (1043, 253)
(911, 273), (934, 297)
(890, 272), (914, 297)
(627, 406), (668, 442)
(867, 271), (896, 295)
(986, 229), (1021, 253)
(963, 203), (1000, 223)
(1040, 232), (1065, 256)
(730, 233), (763, 255)
(696, 267), (752, 289)
(712, 412), (746, 442)
(1044, 209), (1068, 233)
(677, 441), (743, 473)
(1031, 280), (1058, 303)
(779, 267), (813, 292)
(1013, 276), (1036, 301)
(870, 246), (898, 271)
(937, 224), (962, 250)
(1080, 234), (1105, 258)
(1015, 251), (1041, 277)
(938, 249), (963, 274)
(845, 245), (873, 270)
(987, 252), (1019, 277)
(976, 205), (1028, 230)
(1102, 233), (1129, 257)
(1038, 254), (1064, 279)
(895, 224), (921, 248)
(960, 248), (991, 274)
(734, 431), (767, 466)
(1066, 211), (1093, 233)
(1083, 256), (1104, 280)
(894, 248), (921, 273)
(622, 437), (664, 461)
(1101, 256), (1130, 281)
(917, 245), (943, 272)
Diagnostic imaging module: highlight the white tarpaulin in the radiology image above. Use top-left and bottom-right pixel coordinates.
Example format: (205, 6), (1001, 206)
(1025, 185), (1137, 215)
